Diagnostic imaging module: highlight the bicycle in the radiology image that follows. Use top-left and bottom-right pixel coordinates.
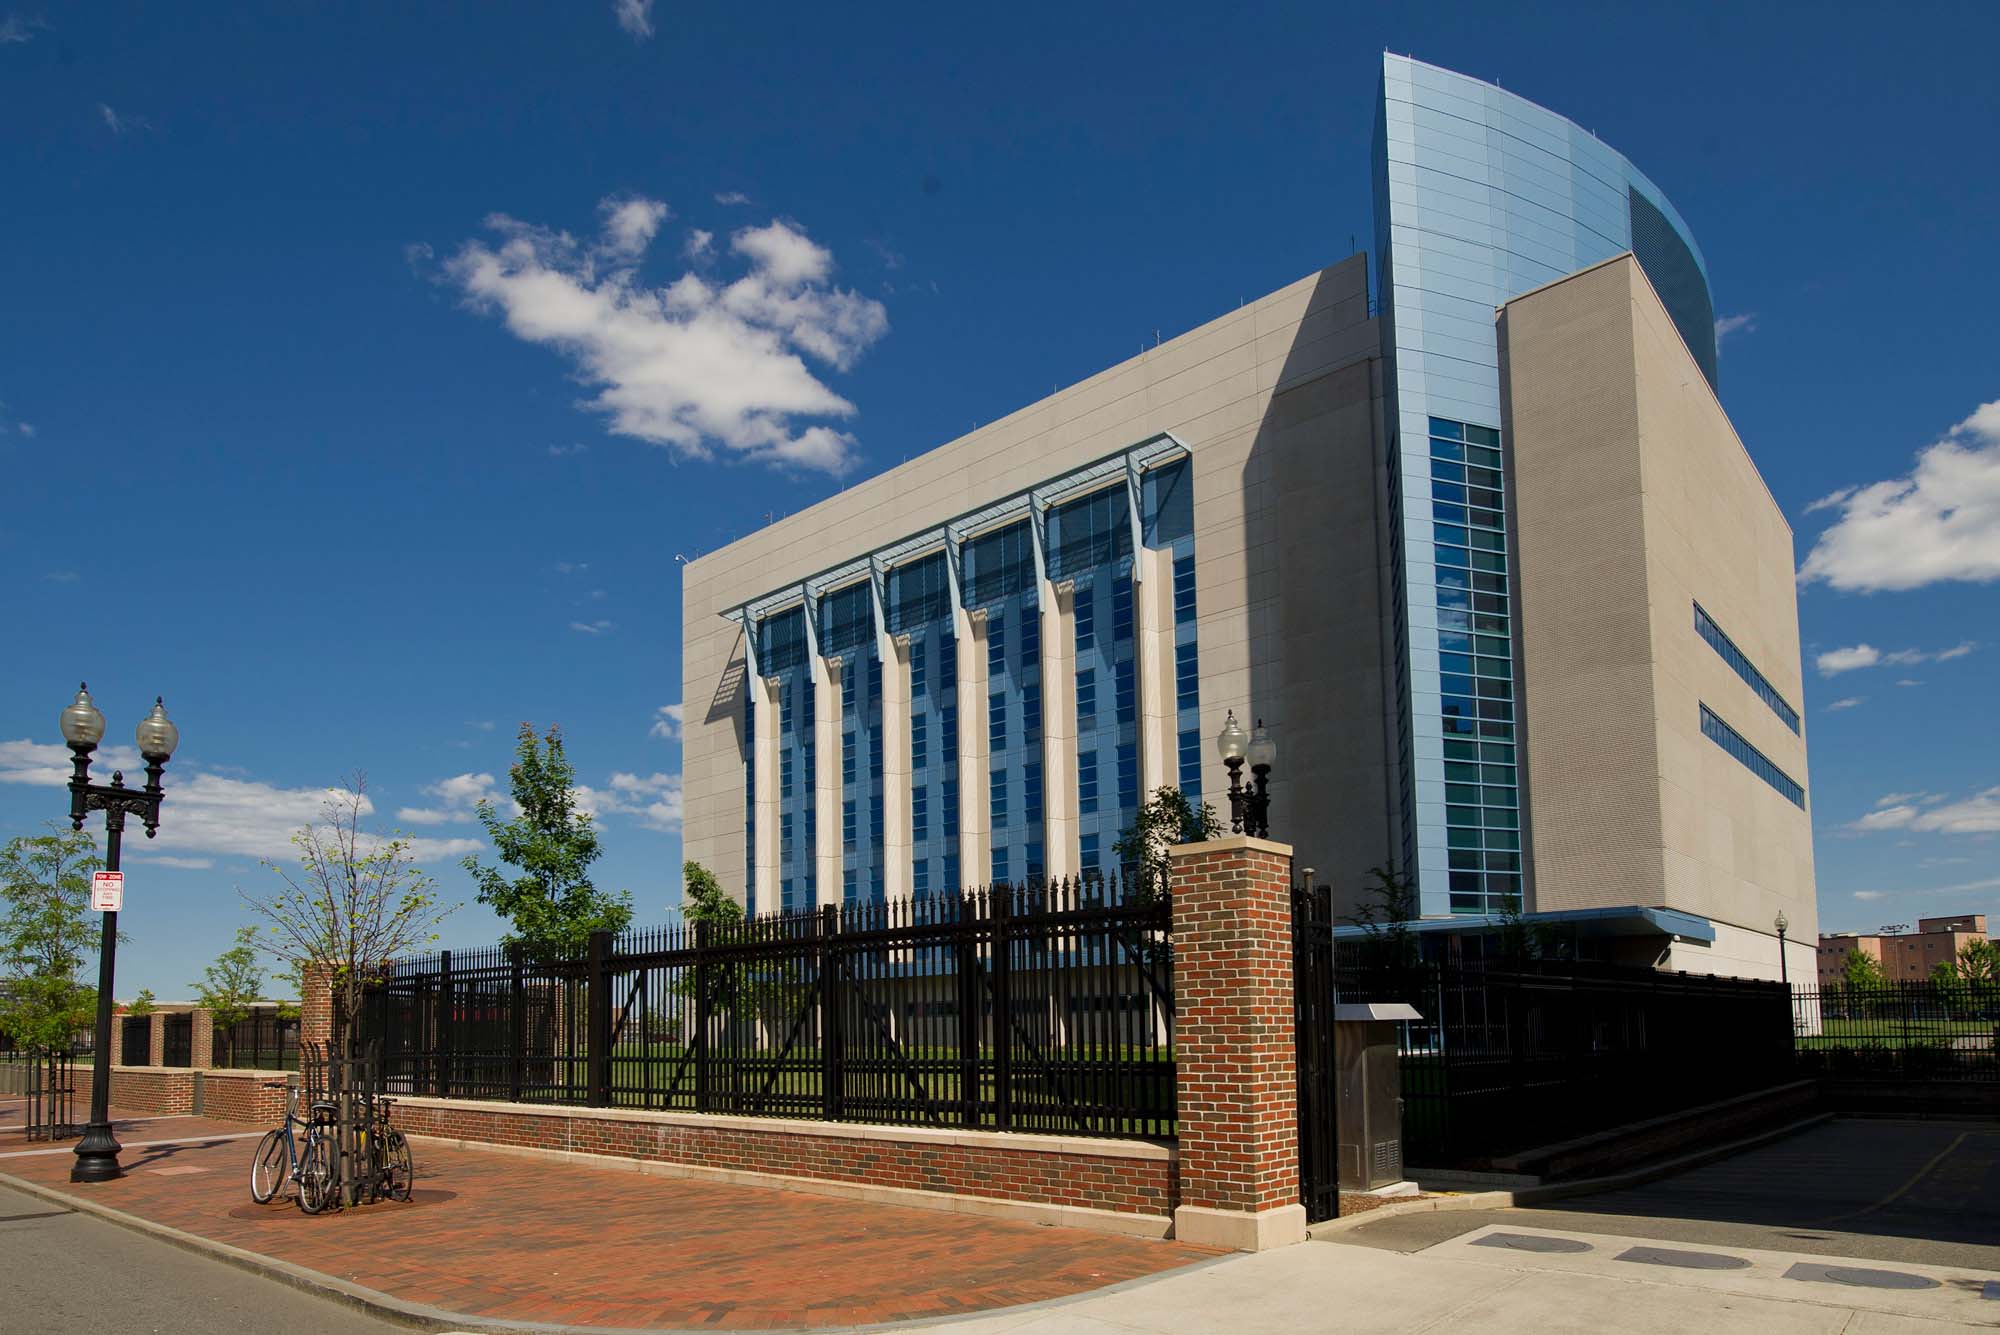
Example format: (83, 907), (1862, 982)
(357, 1095), (415, 1204)
(248, 1083), (340, 1213)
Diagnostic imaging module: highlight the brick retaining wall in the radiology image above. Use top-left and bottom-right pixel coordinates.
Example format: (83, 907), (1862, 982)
(389, 1097), (1176, 1224)
(199, 1069), (292, 1125)
(107, 1066), (197, 1115)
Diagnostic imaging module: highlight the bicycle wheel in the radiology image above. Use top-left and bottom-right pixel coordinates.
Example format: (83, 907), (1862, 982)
(382, 1129), (414, 1202)
(296, 1130), (337, 1215)
(249, 1128), (289, 1204)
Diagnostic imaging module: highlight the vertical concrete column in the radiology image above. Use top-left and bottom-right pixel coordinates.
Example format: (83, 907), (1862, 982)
(881, 633), (914, 907)
(1136, 546), (1177, 798)
(1168, 835), (1307, 1251)
(956, 607), (990, 884)
(191, 1008), (215, 1069)
(148, 1012), (166, 1068)
(1039, 579), (1078, 878)
(108, 1009), (125, 1066)
(814, 656), (842, 909)
(752, 673), (781, 910)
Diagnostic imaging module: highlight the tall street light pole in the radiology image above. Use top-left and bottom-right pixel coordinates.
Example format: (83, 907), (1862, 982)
(60, 684), (180, 1184)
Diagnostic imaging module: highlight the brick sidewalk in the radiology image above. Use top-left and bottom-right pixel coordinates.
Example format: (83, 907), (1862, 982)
(0, 1110), (1217, 1330)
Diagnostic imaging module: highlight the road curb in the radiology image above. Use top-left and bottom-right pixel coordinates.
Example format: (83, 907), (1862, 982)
(0, 1167), (1234, 1335)
(1307, 1111), (1835, 1240)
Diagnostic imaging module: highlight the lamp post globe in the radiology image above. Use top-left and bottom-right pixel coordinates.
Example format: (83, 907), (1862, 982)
(1774, 909), (1790, 990)
(60, 683), (106, 749)
(135, 697), (180, 760)
(1216, 710), (1248, 833)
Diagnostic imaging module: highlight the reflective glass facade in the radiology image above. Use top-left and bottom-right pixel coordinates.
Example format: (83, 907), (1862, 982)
(1374, 54), (1717, 914)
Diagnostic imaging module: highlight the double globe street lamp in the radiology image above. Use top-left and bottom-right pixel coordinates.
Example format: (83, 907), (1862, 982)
(59, 683), (180, 1184)
(1215, 709), (1277, 839)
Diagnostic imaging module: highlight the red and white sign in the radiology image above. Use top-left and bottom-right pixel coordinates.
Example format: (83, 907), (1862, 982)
(91, 870), (124, 913)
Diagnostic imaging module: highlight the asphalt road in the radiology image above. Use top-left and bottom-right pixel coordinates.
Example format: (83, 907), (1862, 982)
(0, 1180), (401, 1335)
(1333, 1116), (2000, 1271)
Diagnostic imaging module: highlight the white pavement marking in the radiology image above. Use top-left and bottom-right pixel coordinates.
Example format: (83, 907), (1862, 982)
(1417, 1223), (2000, 1329)
(0, 1131), (264, 1159)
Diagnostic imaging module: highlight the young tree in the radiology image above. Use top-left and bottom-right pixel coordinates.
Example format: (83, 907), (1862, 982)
(126, 988), (157, 1019)
(1956, 938), (2000, 987)
(0, 825), (102, 1052)
(1842, 947), (1887, 990)
(241, 775), (458, 1063)
(1114, 786), (1222, 902)
(1344, 864), (1422, 974)
(191, 926), (265, 1063)
(680, 860), (744, 932)
(463, 724), (632, 960)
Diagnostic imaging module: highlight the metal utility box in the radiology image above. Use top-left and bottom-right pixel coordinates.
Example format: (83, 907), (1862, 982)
(1335, 1001), (1421, 1190)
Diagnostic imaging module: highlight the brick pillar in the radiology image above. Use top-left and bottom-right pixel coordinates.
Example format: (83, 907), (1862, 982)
(148, 1012), (166, 1068)
(1169, 835), (1306, 1250)
(300, 963), (337, 1054)
(108, 1010), (124, 1066)
(190, 1008), (215, 1069)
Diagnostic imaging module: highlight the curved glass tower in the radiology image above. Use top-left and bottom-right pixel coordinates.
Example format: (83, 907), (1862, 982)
(1372, 54), (1718, 916)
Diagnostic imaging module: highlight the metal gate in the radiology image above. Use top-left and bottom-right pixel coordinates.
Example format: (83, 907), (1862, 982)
(121, 1014), (151, 1066)
(1292, 883), (1339, 1222)
(25, 1049), (78, 1142)
(162, 1012), (193, 1067)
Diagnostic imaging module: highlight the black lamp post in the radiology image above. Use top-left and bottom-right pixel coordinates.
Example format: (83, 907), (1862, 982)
(1215, 710), (1277, 840)
(60, 683), (180, 1184)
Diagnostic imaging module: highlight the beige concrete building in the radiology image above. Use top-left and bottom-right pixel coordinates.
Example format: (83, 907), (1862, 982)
(678, 63), (1819, 983)
(1497, 254), (1818, 983)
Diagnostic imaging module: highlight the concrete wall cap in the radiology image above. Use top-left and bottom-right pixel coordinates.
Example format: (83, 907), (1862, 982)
(389, 1097), (1175, 1162)
(1168, 835), (1294, 859)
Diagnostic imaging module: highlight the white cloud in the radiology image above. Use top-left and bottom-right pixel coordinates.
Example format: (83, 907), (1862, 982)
(98, 103), (150, 135)
(1875, 792), (1928, 807)
(1852, 787), (2000, 836)
(571, 619), (615, 634)
(1, 14), (46, 43)
(554, 561), (589, 574)
(1816, 644), (1880, 676)
(444, 199), (886, 475)
(1826, 696), (1864, 711)
(1897, 678), (1923, 687)
(1852, 890), (1888, 902)
(1799, 399), (2000, 592)
(0, 741), (479, 863)
(714, 191), (751, 206)
(1815, 641), (1976, 677)
(134, 854), (216, 870)
(648, 703), (683, 741)
(397, 771), (511, 827)
(574, 771), (682, 832)
(1713, 312), (1757, 347)
(547, 441), (589, 457)
(612, 0), (654, 38)
(17, 422), (34, 437)
(685, 228), (714, 259)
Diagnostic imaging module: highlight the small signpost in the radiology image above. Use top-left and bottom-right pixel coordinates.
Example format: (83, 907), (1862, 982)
(91, 870), (124, 913)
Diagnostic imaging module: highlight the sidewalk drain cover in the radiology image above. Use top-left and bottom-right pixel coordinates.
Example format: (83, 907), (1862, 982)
(1615, 1246), (1750, 1271)
(1471, 1232), (1591, 1254)
(1784, 1262), (1938, 1291)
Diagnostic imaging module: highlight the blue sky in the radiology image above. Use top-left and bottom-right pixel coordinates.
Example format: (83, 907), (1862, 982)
(3, 2), (1995, 998)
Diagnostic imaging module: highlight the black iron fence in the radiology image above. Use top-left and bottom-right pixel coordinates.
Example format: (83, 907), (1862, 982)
(218, 1013), (302, 1070)
(1793, 981), (1999, 1081)
(120, 1014), (151, 1066)
(161, 1011), (193, 1067)
(361, 874), (1176, 1140)
(1339, 961), (1794, 1167)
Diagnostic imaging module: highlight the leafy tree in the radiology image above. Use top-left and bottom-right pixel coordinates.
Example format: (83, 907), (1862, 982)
(675, 861), (750, 1016)
(1344, 864), (1422, 974)
(126, 988), (157, 1019)
(1114, 787), (1222, 902)
(0, 825), (102, 1052)
(1956, 938), (1999, 986)
(1842, 947), (1887, 991)
(463, 724), (632, 960)
(192, 926), (265, 1062)
(241, 775), (458, 1064)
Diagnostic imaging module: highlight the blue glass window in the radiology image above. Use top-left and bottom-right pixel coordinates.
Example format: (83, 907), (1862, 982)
(1694, 603), (1800, 733)
(1701, 704), (1805, 807)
